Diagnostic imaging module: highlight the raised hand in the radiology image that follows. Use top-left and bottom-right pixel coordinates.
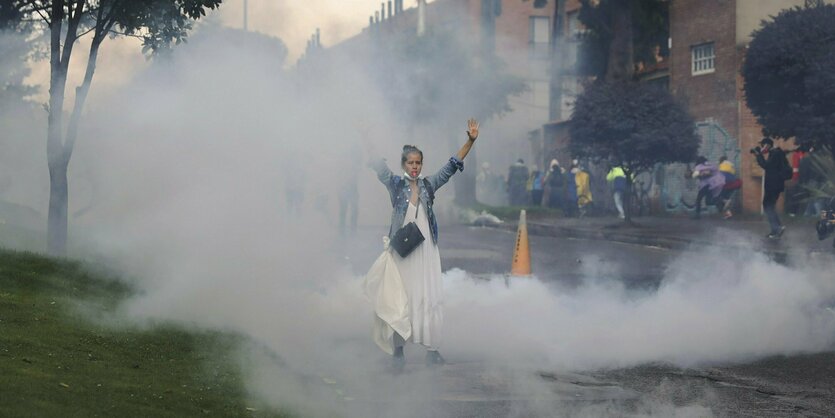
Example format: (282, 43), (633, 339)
(466, 118), (479, 141)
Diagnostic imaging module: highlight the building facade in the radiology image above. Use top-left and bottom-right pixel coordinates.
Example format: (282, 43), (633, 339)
(317, 0), (566, 173)
(669, 0), (828, 214)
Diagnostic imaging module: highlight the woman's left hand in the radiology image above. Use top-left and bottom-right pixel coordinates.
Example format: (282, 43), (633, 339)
(467, 118), (479, 141)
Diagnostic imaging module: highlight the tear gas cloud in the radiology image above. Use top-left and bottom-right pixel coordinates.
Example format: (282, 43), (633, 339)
(2, 13), (835, 418)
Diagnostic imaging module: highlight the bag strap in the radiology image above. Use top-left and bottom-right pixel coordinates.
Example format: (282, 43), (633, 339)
(414, 198), (420, 220)
(422, 178), (435, 205)
(407, 178), (419, 220)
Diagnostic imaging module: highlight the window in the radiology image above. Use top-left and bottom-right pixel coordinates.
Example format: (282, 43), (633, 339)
(691, 42), (715, 75)
(530, 16), (550, 59)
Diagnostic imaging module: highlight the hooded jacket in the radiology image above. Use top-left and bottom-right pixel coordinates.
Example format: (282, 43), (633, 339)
(756, 148), (788, 193)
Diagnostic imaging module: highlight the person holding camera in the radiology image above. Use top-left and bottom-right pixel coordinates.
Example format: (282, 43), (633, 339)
(752, 137), (792, 239)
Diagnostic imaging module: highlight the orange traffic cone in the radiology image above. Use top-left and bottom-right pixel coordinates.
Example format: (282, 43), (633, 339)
(511, 210), (531, 276)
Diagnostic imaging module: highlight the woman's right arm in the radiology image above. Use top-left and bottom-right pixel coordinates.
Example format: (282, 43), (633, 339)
(360, 129), (394, 188)
(368, 158), (394, 187)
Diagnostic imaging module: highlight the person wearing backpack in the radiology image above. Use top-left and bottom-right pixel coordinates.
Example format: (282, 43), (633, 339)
(544, 159), (565, 210)
(606, 165), (627, 219)
(752, 137), (792, 239)
(528, 166), (545, 206)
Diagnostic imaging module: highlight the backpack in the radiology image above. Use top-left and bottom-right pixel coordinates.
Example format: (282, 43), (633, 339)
(548, 170), (564, 188)
(533, 173), (544, 190)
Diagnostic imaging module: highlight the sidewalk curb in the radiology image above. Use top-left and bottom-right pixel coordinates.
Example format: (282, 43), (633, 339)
(493, 221), (815, 262)
(496, 221), (693, 250)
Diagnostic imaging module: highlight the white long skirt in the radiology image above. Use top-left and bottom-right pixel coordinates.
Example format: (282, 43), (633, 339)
(393, 201), (444, 350)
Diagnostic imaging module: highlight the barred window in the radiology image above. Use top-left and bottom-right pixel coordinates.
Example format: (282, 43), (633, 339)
(691, 43), (715, 75)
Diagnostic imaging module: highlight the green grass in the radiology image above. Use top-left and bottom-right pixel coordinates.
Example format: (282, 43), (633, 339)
(0, 249), (287, 417)
(470, 202), (564, 221)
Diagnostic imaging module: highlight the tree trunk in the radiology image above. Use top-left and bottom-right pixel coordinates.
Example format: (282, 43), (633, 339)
(606, 0), (634, 82)
(47, 38), (68, 256)
(47, 159), (69, 255)
(44, 4), (105, 255)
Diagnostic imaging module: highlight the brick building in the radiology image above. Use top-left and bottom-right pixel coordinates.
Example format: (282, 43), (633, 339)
(668, 0), (827, 214)
(540, 0), (829, 215)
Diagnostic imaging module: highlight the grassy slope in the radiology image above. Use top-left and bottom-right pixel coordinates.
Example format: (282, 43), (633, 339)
(0, 250), (286, 417)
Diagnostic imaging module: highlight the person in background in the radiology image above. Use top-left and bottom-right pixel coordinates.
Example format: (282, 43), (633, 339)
(476, 162), (506, 206)
(564, 160), (579, 217)
(338, 142), (362, 237)
(753, 137), (791, 239)
(718, 156), (741, 219)
(719, 156), (735, 176)
(507, 159), (529, 206)
(527, 165), (544, 206)
(544, 159), (565, 210)
(691, 156), (726, 219)
(574, 161), (593, 217)
(606, 165), (627, 219)
(787, 146), (808, 216)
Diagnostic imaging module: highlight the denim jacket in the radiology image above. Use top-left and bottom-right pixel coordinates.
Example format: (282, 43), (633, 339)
(370, 156), (464, 244)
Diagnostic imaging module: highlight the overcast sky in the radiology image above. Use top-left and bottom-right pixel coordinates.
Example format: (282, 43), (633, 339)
(25, 0), (423, 102)
(218, 0), (411, 59)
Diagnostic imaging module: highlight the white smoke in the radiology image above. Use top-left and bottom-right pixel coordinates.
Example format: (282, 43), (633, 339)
(3, 8), (834, 418)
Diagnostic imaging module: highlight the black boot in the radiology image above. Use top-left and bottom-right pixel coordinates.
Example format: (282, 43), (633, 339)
(425, 350), (445, 366)
(391, 346), (405, 373)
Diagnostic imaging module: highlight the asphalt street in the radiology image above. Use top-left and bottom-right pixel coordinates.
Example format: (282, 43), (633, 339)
(334, 224), (835, 417)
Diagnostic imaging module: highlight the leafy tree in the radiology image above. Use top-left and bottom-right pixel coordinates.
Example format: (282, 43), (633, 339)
(743, 3), (835, 154)
(0, 1), (38, 111)
(0, 31), (37, 109)
(569, 81), (698, 221)
(10, 0), (221, 255)
(575, 0), (668, 80)
(520, 0), (669, 125)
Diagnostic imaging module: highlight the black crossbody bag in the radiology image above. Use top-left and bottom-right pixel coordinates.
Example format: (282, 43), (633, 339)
(390, 179), (433, 258)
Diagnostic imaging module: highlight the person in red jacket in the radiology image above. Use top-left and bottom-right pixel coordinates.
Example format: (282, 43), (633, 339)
(786, 147), (807, 216)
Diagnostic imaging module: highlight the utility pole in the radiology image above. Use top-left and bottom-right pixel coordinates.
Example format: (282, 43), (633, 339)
(243, 0), (248, 31)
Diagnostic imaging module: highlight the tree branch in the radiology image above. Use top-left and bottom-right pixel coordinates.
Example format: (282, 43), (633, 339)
(58, 0), (85, 71)
(107, 30), (143, 39)
(63, 27), (103, 160)
(18, 0), (51, 22)
(29, 2), (51, 24)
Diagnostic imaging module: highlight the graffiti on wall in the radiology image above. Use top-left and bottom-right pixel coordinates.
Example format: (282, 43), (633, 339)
(659, 119), (741, 213)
